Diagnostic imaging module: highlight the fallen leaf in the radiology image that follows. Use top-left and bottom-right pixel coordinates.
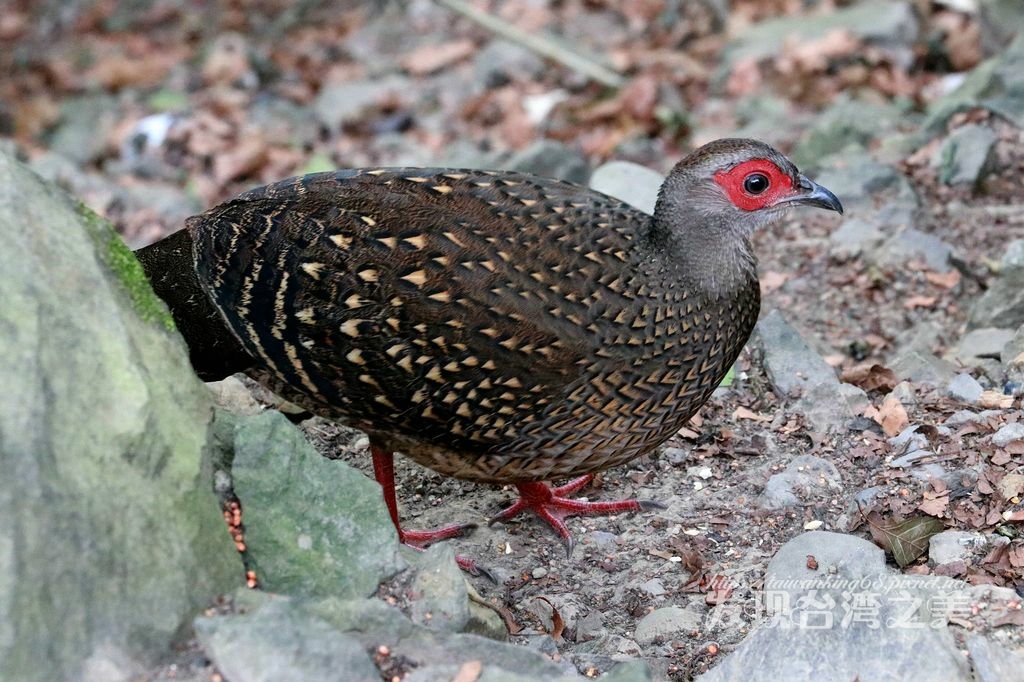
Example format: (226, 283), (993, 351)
(842, 363), (899, 392)
(903, 295), (937, 310)
(979, 391), (1014, 409)
(806, 554), (819, 570)
(872, 394), (909, 437)
(453, 660), (483, 682)
(925, 270), (962, 289)
(866, 512), (944, 567)
(402, 39), (476, 75)
(733, 406), (770, 422)
(918, 490), (950, 517)
(533, 596), (565, 642)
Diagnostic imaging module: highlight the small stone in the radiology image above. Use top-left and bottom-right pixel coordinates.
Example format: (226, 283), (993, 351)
(928, 530), (987, 566)
(956, 328), (1016, 362)
(890, 349), (958, 385)
(947, 373), (984, 403)
(828, 217), (885, 259)
(992, 422), (1024, 447)
(934, 124), (998, 187)
(504, 139), (589, 185)
(759, 455), (842, 509)
(968, 240), (1024, 330)
(532, 567), (548, 579)
(313, 75), (412, 133)
(633, 605), (703, 646)
(576, 611), (607, 642)
(639, 578), (666, 597)
(408, 545), (470, 632)
(589, 161), (664, 215)
(874, 228), (955, 273)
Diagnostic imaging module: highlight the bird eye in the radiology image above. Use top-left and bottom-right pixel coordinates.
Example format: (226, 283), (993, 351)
(743, 173), (770, 195)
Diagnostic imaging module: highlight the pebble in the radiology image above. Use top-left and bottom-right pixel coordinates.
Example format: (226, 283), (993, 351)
(633, 606), (702, 646)
(947, 373), (984, 404)
(992, 422), (1024, 448)
(532, 567), (548, 579)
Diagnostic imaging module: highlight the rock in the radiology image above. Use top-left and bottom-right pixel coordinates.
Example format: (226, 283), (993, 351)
(978, 0), (1024, 53)
(967, 636), (1024, 682)
(195, 596), (379, 682)
(755, 311), (865, 431)
(890, 349), (958, 386)
(792, 97), (908, 171)
(947, 373), (984, 403)
(640, 578), (666, 598)
(48, 94), (119, 164)
(0, 152), (240, 682)
(503, 139), (589, 185)
(956, 327), (1017, 363)
(633, 605), (703, 646)
(474, 39), (545, 88)
(313, 75), (412, 133)
(873, 228), (955, 273)
(927, 33), (1024, 131)
(723, 1), (919, 68)
(576, 611), (607, 642)
(229, 410), (405, 599)
(827, 217), (885, 259)
(308, 595), (579, 679)
(814, 152), (917, 211)
(934, 124), (998, 187)
(760, 455), (843, 509)
(1003, 325), (1024, 364)
(968, 240), (1024, 330)
(589, 161), (664, 215)
(929, 531), (988, 566)
(207, 375), (263, 416)
(408, 545), (470, 631)
(945, 409), (1004, 426)
(992, 422), (1024, 447)
(702, 532), (973, 681)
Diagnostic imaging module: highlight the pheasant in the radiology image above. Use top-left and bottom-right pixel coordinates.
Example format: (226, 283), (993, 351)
(136, 138), (842, 571)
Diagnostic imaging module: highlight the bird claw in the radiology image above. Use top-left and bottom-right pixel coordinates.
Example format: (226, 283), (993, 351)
(488, 476), (662, 557)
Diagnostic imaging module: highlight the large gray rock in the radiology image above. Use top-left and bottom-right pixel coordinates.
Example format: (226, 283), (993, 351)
(195, 594), (379, 682)
(927, 33), (1024, 131)
(0, 152), (240, 682)
(792, 97), (908, 171)
(701, 532), (973, 682)
(969, 240), (1024, 330)
(754, 311), (866, 431)
(589, 161), (664, 215)
(228, 410), (406, 599)
(968, 635), (1024, 682)
(313, 75), (412, 133)
(504, 139), (590, 185)
(48, 93), (119, 164)
(723, 1), (919, 68)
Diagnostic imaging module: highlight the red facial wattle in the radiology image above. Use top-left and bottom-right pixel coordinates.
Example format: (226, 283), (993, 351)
(712, 159), (794, 212)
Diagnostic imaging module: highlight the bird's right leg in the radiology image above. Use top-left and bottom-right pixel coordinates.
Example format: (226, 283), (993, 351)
(370, 442), (490, 579)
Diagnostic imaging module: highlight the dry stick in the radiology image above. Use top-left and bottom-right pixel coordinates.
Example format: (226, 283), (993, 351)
(435, 0), (626, 89)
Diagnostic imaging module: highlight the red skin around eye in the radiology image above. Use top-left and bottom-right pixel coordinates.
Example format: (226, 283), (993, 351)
(712, 159), (794, 211)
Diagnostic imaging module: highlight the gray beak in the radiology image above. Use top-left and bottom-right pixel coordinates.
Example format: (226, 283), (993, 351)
(781, 174), (844, 214)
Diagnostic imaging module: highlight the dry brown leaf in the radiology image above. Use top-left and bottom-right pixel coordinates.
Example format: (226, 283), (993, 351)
(866, 512), (944, 567)
(925, 270), (962, 289)
(452, 660), (483, 682)
(533, 596), (565, 642)
(918, 490), (950, 517)
(733, 406), (770, 422)
(904, 295), (937, 310)
(842, 363), (899, 392)
(212, 135), (269, 185)
(760, 270), (789, 294)
(979, 391), (1014, 409)
(402, 39), (476, 75)
(872, 395), (909, 437)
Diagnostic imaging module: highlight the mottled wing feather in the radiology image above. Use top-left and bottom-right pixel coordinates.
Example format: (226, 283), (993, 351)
(191, 168), (653, 453)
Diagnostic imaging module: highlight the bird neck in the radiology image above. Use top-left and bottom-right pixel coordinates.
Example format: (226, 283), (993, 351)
(134, 228), (254, 381)
(645, 203), (759, 300)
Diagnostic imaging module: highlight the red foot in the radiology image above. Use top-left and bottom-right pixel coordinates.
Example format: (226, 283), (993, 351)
(371, 443), (494, 582)
(488, 475), (664, 557)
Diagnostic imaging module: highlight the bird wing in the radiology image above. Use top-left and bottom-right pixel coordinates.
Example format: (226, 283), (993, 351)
(190, 167), (654, 450)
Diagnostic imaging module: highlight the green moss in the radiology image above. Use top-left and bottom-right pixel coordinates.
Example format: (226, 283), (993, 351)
(76, 202), (176, 332)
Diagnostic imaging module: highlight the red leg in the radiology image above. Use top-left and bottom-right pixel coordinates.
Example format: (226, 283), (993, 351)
(370, 443), (491, 580)
(489, 475), (664, 557)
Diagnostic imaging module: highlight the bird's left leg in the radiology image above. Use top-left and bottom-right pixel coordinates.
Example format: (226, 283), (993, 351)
(488, 475), (664, 557)
(370, 442), (490, 578)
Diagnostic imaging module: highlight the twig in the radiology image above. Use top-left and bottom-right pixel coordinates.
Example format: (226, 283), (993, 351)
(434, 0), (626, 88)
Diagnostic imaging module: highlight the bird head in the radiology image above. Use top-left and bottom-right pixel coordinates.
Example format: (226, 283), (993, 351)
(655, 138), (843, 240)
